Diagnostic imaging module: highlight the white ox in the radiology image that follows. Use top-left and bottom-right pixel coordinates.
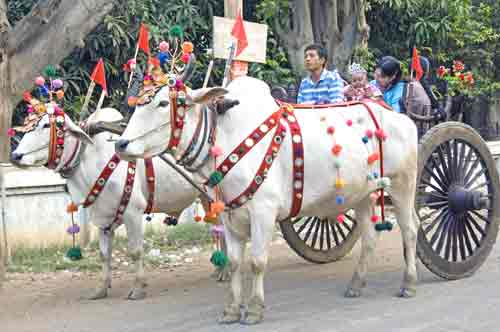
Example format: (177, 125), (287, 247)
(11, 107), (200, 300)
(116, 76), (419, 324)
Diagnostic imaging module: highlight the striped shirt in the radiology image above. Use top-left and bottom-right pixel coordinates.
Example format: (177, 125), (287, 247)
(297, 69), (344, 104)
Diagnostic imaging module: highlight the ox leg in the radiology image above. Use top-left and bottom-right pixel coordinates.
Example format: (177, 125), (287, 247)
(241, 216), (274, 325)
(391, 178), (418, 298)
(125, 212), (147, 300)
(87, 228), (114, 300)
(219, 225), (245, 324)
(345, 197), (380, 298)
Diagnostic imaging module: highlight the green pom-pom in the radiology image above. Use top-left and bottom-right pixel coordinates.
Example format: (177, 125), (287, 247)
(44, 65), (57, 78)
(66, 246), (83, 260)
(210, 250), (229, 268)
(208, 171), (223, 187)
(169, 25), (184, 39)
(375, 222), (393, 232)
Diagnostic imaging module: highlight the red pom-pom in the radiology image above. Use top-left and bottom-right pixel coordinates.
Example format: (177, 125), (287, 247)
(331, 144), (342, 156)
(23, 91), (32, 102)
(371, 215), (379, 223)
(327, 126), (335, 135)
(368, 152), (380, 165)
(57, 138), (64, 145)
(181, 53), (190, 64)
(346, 119), (353, 126)
(7, 128), (16, 137)
(337, 214), (345, 224)
(365, 129), (373, 138)
(375, 129), (387, 141)
(194, 215), (202, 222)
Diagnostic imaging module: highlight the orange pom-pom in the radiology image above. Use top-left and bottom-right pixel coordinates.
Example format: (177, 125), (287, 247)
(210, 201), (225, 214)
(66, 202), (78, 213)
(367, 152), (380, 165)
(331, 144), (342, 156)
(182, 41), (194, 54)
(56, 90), (64, 100)
(335, 178), (345, 189)
(204, 212), (218, 224)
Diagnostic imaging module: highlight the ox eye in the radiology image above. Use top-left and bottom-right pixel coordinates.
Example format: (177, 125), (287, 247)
(43, 123), (50, 129)
(159, 100), (169, 107)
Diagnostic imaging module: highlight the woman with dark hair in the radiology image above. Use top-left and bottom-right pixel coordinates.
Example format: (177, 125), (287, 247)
(375, 57), (406, 112)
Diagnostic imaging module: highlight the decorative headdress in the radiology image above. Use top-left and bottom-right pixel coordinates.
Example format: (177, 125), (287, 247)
(8, 66), (65, 136)
(349, 63), (367, 75)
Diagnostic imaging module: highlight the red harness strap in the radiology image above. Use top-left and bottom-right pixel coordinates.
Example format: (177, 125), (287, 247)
(83, 154), (122, 207)
(207, 105), (305, 218)
(111, 161), (137, 227)
(144, 158), (155, 214)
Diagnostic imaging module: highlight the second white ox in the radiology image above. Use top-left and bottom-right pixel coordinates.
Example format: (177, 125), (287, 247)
(12, 107), (199, 300)
(116, 76), (419, 324)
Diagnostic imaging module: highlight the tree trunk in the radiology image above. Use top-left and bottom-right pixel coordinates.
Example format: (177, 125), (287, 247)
(0, 0), (116, 162)
(275, 0), (369, 76)
(224, 0), (243, 18)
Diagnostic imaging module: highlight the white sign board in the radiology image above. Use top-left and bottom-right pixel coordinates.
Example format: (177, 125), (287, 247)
(213, 16), (268, 64)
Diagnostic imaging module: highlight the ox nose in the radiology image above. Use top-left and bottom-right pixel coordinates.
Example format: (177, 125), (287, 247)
(115, 139), (130, 152)
(10, 152), (23, 162)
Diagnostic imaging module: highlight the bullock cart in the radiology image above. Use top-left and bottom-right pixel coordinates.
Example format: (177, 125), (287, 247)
(277, 90), (500, 279)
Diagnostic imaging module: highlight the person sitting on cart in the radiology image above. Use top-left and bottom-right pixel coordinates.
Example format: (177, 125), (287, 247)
(343, 63), (382, 101)
(296, 44), (344, 105)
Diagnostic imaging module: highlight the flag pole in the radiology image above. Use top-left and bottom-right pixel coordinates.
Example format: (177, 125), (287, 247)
(96, 90), (106, 112)
(127, 44), (140, 89)
(79, 81), (96, 121)
(222, 42), (236, 87)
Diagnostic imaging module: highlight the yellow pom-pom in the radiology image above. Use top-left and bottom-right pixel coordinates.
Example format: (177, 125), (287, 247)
(335, 178), (345, 189)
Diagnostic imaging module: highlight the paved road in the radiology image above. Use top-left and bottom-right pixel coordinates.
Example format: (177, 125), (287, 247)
(2, 229), (500, 332)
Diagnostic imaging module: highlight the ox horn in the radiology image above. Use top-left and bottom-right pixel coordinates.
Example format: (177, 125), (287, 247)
(121, 65), (144, 116)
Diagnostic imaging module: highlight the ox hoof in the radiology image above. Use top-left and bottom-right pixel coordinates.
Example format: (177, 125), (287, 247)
(241, 311), (264, 325)
(85, 287), (108, 300)
(397, 287), (416, 298)
(127, 288), (147, 300)
(344, 287), (362, 298)
(218, 305), (241, 324)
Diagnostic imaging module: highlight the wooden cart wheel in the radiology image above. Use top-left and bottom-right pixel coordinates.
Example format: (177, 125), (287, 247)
(280, 210), (361, 264)
(416, 122), (500, 279)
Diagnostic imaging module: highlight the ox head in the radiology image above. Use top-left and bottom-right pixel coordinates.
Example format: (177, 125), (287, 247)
(11, 103), (93, 168)
(115, 82), (228, 160)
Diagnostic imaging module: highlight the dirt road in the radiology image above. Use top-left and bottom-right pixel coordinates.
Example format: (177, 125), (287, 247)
(2, 229), (500, 332)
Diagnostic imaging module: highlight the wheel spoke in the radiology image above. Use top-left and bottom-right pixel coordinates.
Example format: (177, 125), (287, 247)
(421, 179), (448, 197)
(463, 154), (481, 186)
(456, 141), (467, 179)
(444, 215), (456, 261)
(457, 216), (469, 260)
(421, 201), (449, 210)
(464, 166), (487, 188)
(469, 181), (489, 192)
(437, 145), (452, 184)
(429, 211), (451, 248)
(469, 210), (490, 225)
(463, 214), (481, 248)
(336, 222), (347, 241)
(319, 219), (326, 250)
(423, 208), (449, 236)
(444, 141), (457, 181)
(295, 217), (313, 235)
(465, 212), (486, 238)
(423, 164), (449, 192)
(325, 219), (332, 250)
(329, 221), (340, 246)
(429, 153), (450, 187)
(310, 218), (322, 249)
(303, 218), (318, 243)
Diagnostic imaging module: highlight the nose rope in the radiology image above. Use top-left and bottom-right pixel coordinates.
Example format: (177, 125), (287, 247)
(126, 120), (171, 144)
(17, 144), (50, 156)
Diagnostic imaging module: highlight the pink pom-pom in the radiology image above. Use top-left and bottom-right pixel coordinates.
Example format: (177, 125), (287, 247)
(35, 76), (45, 86)
(337, 214), (345, 224)
(375, 129), (387, 141)
(175, 79), (184, 89)
(27, 106), (34, 113)
(159, 41), (170, 52)
(210, 145), (223, 157)
(371, 215), (379, 223)
(127, 58), (137, 70)
(365, 129), (373, 138)
(52, 79), (63, 89)
(370, 192), (379, 203)
(54, 105), (63, 115)
(346, 119), (353, 126)
(7, 128), (16, 137)
(327, 126), (335, 135)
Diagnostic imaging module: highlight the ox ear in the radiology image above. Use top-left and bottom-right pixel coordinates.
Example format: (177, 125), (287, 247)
(65, 116), (94, 145)
(188, 87), (229, 105)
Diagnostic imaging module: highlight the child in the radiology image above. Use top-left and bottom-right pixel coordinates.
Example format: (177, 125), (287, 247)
(344, 63), (382, 101)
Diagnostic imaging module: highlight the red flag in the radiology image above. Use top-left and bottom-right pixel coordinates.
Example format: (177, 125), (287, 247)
(411, 47), (424, 81)
(231, 13), (248, 57)
(138, 23), (150, 55)
(90, 58), (107, 93)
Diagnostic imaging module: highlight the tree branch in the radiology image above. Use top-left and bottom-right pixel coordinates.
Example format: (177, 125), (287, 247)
(8, 0), (116, 98)
(325, 0), (341, 42)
